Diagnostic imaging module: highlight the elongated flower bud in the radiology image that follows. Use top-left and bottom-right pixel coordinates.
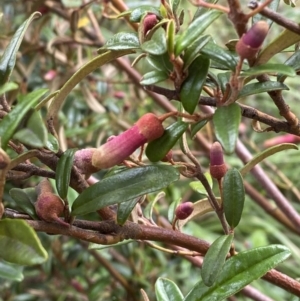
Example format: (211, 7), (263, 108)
(143, 13), (158, 35)
(175, 202), (194, 220)
(210, 141), (227, 180)
(92, 113), (164, 169)
(236, 21), (269, 59)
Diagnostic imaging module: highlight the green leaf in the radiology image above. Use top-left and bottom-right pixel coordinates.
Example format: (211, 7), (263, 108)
(189, 172), (213, 196)
(166, 20), (175, 56)
(56, 148), (77, 199)
(0, 88), (48, 150)
(101, 32), (140, 51)
(27, 110), (48, 146)
(185, 245), (291, 301)
(71, 165), (180, 216)
(240, 143), (298, 176)
(0, 12), (41, 85)
(130, 6), (161, 22)
(223, 168), (245, 229)
(144, 191), (165, 221)
(190, 120), (208, 138)
(217, 72), (231, 93)
(170, 0), (181, 13)
(146, 121), (188, 162)
(278, 50), (300, 82)
(0, 261), (24, 282)
(213, 103), (241, 154)
(140, 70), (169, 85)
(155, 277), (184, 301)
(175, 10), (222, 56)
(0, 219), (48, 265)
(183, 35), (211, 70)
(201, 41), (238, 71)
(168, 198), (181, 223)
(241, 64), (296, 77)
(13, 128), (45, 148)
(146, 53), (173, 72)
(117, 197), (140, 225)
(141, 27), (167, 55)
(238, 81), (289, 99)
(201, 234), (234, 287)
(46, 133), (60, 153)
(180, 55), (210, 114)
(0, 82), (18, 95)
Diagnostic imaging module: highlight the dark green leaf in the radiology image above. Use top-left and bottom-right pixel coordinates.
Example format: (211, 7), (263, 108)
(130, 6), (161, 22)
(155, 277), (184, 301)
(278, 50), (300, 82)
(56, 148), (77, 199)
(185, 245), (291, 301)
(140, 70), (169, 85)
(175, 10), (222, 56)
(117, 197), (140, 226)
(0, 261), (24, 281)
(0, 12), (41, 85)
(13, 128), (44, 148)
(141, 27), (167, 55)
(146, 121), (188, 162)
(146, 53), (173, 72)
(46, 133), (60, 153)
(217, 72), (231, 94)
(0, 88), (48, 150)
(201, 42), (237, 71)
(183, 35), (211, 70)
(238, 81), (289, 99)
(213, 103), (241, 154)
(223, 168), (245, 229)
(190, 120), (208, 138)
(0, 219), (48, 265)
(0, 82), (18, 95)
(241, 64), (296, 77)
(101, 32), (140, 51)
(71, 165), (180, 216)
(201, 234), (233, 287)
(180, 55), (210, 114)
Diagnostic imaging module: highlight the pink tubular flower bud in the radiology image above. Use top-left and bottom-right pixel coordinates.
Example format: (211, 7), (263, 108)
(74, 148), (98, 176)
(236, 21), (269, 59)
(143, 13), (158, 35)
(92, 113), (164, 169)
(175, 202), (194, 220)
(210, 142), (227, 180)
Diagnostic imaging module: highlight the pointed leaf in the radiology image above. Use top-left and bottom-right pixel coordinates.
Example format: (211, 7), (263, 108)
(278, 50), (300, 82)
(130, 6), (161, 22)
(175, 10), (222, 56)
(185, 245), (291, 301)
(71, 165), (180, 216)
(213, 103), (241, 154)
(0, 261), (24, 281)
(223, 168), (245, 229)
(146, 53), (173, 72)
(180, 55), (210, 114)
(117, 197), (140, 226)
(102, 32), (140, 51)
(155, 277), (184, 301)
(189, 172), (213, 196)
(0, 88), (48, 149)
(0, 219), (48, 266)
(0, 82), (18, 95)
(146, 121), (188, 162)
(56, 148), (77, 199)
(240, 143), (298, 176)
(144, 191), (165, 221)
(140, 70), (169, 85)
(190, 120), (208, 138)
(170, 0), (181, 13)
(241, 64), (296, 77)
(46, 133), (59, 153)
(201, 234), (234, 287)
(168, 198), (181, 223)
(0, 12), (41, 85)
(13, 128), (44, 148)
(27, 110), (48, 146)
(141, 27), (167, 55)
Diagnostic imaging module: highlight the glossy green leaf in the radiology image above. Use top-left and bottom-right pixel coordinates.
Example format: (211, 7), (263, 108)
(190, 120), (208, 138)
(141, 27), (167, 55)
(240, 143), (298, 177)
(0, 82), (18, 95)
(130, 6), (161, 22)
(156, 277), (184, 301)
(146, 53), (173, 72)
(183, 35), (211, 70)
(238, 81), (289, 99)
(201, 41), (237, 71)
(278, 50), (300, 82)
(102, 32), (140, 51)
(223, 168), (245, 229)
(140, 70), (169, 85)
(71, 165), (180, 216)
(0, 12), (41, 85)
(185, 245), (291, 301)
(175, 10), (222, 56)
(241, 64), (296, 77)
(9, 188), (38, 219)
(0, 88), (48, 150)
(189, 172), (213, 196)
(0, 261), (24, 282)
(180, 55), (210, 114)
(56, 148), (77, 199)
(46, 133), (60, 153)
(0, 219), (48, 265)
(201, 234), (233, 287)
(168, 198), (181, 223)
(213, 103), (241, 154)
(146, 121), (188, 162)
(117, 197), (140, 225)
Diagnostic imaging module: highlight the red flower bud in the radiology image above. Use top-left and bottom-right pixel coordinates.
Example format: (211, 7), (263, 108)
(92, 113), (164, 169)
(161, 150), (173, 162)
(143, 13), (158, 35)
(236, 21), (269, 59)
(210, 142), (227, 180)
(175, 202), (194, 220)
